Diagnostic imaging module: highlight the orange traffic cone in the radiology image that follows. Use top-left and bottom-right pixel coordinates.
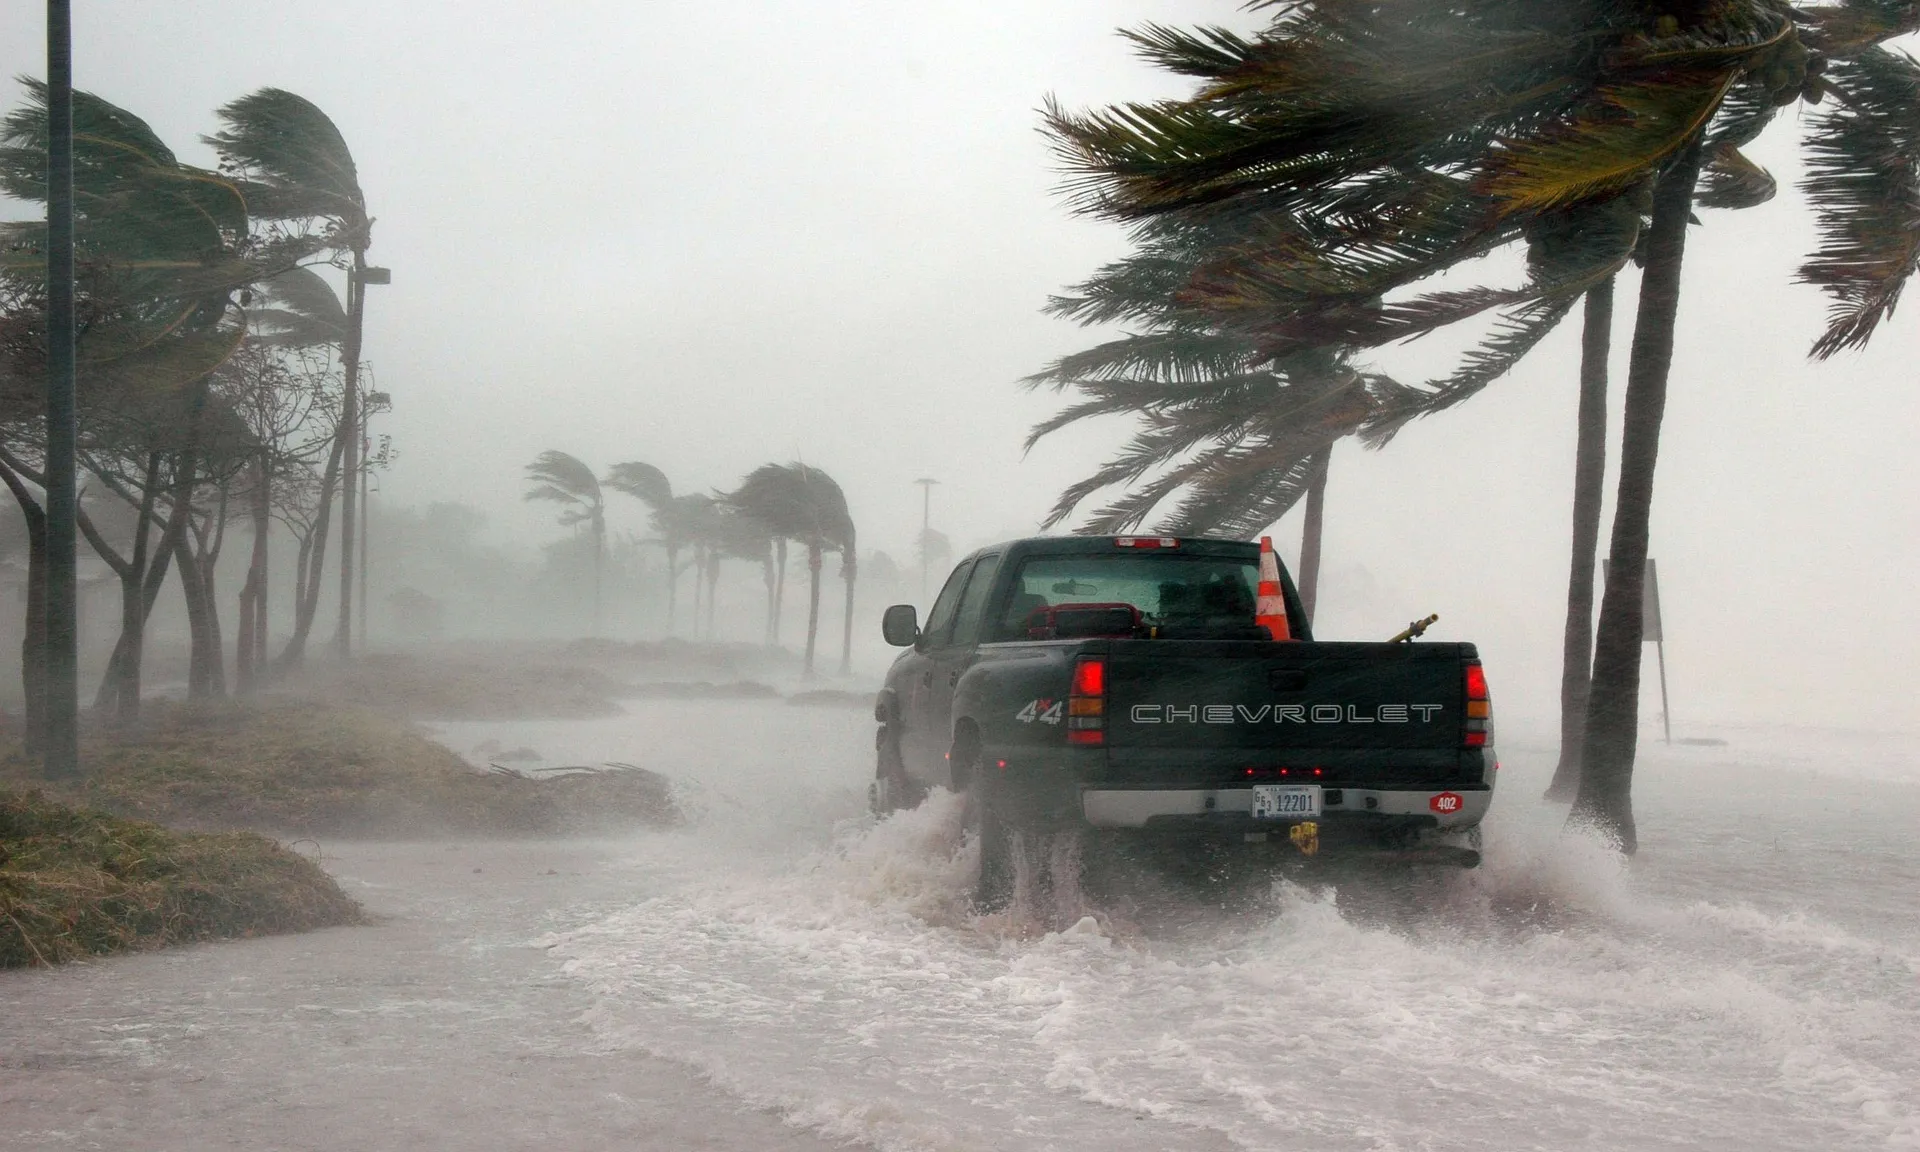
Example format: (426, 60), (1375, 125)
(1256, 536), (1292, 641)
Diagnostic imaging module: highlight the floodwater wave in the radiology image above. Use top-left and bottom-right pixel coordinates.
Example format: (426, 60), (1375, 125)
(438, 702), (1919, 1152)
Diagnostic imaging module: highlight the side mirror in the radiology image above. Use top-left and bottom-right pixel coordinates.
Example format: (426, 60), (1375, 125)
(881, 604), (920, 647)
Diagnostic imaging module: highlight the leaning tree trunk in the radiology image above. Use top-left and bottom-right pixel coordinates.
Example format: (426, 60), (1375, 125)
(0, 459), (48, 753)
(177, 543), (215, 700)
(1297, 444), (1331, 626)
(277, 430), (345, 672)
(77, 458), (176, 724)
(1573, 139), (1706, 854)
(98, 506), (182, 723)
(198, 495), (230, 697)
(237, 456), (270, 694)
(706, 556), (722, 640)
(802, 542), (823, 676)
(1546, 278), (1617, 802)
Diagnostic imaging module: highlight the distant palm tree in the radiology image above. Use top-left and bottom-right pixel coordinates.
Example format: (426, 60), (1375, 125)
(604, 460), (687, 633)
(525, 451), (605, 633)
(729, 463), (854, 675)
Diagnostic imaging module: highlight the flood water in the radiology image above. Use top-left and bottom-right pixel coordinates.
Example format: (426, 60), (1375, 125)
(432, 701), (1920, 1152)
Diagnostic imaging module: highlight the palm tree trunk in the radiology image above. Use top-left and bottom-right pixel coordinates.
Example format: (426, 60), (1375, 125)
(803, 542), (823, 676)
(839, 548), (856, 677)
(1297, 444), (1331, 626)
(773, 538), (788, 646)
(698, 545), (714, 637)
(1573, 138), (1706, 854)
(668, 541), (683, 633)
(706, 556), (721, 639)
(762, 546), (776, 645)
(592, 512), (604, 637)
(1545, 278), (1616, 802)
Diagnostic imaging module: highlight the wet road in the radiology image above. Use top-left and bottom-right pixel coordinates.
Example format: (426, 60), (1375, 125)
(0, 839), (845, 1152)
(5, 701), (1916, 1152)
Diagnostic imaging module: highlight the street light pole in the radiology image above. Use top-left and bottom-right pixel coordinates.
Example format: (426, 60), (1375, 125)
(43, 0), (79, 778)
(334, 262), (387, 660)
(913, 477), (938, 601)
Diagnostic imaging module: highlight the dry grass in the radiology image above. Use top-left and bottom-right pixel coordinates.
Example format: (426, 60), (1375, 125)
(0, 698), (677, 839)
(0, 789), (362, 969)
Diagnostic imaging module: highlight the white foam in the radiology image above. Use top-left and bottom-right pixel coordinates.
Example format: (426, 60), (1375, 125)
(462, 704), (1919, 1150)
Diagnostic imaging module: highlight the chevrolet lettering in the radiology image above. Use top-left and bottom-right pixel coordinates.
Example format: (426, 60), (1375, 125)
(1129, 703), (1444, 724)
(871, 535), (1495, 910)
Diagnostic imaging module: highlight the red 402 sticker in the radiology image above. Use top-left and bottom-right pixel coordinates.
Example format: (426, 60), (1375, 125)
(1429, 791), (1464, 815)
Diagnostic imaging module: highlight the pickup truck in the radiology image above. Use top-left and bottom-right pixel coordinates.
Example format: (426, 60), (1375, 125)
(872, 535), (1494, 907)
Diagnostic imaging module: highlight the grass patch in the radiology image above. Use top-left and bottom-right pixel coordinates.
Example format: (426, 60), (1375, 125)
(0, 698), (677, 839)
(0, 789), (362, 969)
(286, 651), (628, 720)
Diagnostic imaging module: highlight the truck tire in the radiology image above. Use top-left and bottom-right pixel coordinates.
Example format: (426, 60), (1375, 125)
(967, 782), (1016, 912)
(869, 726), (920, 817)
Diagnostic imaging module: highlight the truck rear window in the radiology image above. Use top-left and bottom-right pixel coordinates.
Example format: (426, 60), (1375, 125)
(992, 555), (1261, 641)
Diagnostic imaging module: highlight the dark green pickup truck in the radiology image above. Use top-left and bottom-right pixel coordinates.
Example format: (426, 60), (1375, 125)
(872, 535), (1494, 906)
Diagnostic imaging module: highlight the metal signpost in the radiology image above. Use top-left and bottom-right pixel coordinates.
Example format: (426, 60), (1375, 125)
(1643, 557), (1671, 744)
(44, 0), (79, 778)
(914, 477), (938, 600)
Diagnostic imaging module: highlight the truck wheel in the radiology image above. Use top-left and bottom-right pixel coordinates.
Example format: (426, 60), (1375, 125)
(967, 783), (1016, 912)
(870, 726), (920, 817)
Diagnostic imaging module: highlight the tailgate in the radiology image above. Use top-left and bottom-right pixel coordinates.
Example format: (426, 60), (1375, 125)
(1103, 640), (1470, 775)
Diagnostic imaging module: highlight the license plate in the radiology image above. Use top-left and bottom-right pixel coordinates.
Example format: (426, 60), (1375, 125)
(1251, 784), (1322, 819)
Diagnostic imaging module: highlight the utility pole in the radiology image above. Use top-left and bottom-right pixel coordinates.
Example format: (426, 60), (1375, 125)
(43, 0), (79, 779)
(333, 262), (387, 660)
(914, 477), (938, 601)
(357, 391), (389, 651)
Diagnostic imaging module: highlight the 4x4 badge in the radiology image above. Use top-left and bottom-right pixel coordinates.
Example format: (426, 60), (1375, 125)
(1016, 698), (1064, 726)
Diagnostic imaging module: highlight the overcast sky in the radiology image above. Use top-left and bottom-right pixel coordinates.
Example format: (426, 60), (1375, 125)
(2, 4), (1915, 733)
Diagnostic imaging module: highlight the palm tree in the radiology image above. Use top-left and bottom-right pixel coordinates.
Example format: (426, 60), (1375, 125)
(525, 450), (606, 633)
(207, 89), (373, 660)
(1042, 3), (1920, 849)
(604, 460), (685, 632)
(728, 463), (854, 676)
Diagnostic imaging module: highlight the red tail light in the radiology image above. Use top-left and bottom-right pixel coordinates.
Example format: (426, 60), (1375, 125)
(1067, 657), (1106, 746)
(1463, 660), (1493, 748)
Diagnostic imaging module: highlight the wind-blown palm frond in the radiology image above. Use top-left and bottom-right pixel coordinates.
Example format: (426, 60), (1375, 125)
(0, 82), (264, 399)
(205, 89), (366, 239)
(249, 266), (347, 347)
(604, 460), (674, 509)
(524, 451), (602, 526)
(1695, 142), (1778, 209)
(1480, 71), (1740, 212)
(1797, 46), (1920, 357)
